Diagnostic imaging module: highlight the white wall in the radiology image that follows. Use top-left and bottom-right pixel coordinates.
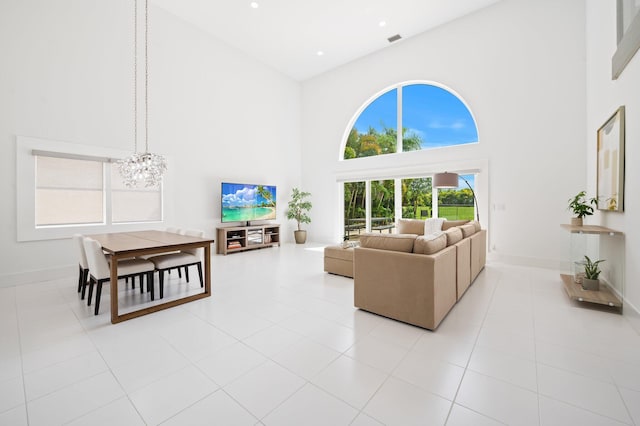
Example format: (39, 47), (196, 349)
(300, 0), (587, 267)
(586, 1), (640, 319)
(0, 0), (301, 284)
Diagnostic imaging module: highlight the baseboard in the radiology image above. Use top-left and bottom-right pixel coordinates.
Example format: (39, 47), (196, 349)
(487, 252), (568, 271)
(0, 265), (75, 288)
(622, 297), (640, 334)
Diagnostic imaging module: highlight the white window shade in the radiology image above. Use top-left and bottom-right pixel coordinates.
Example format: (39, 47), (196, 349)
(35, 156), (104, 226)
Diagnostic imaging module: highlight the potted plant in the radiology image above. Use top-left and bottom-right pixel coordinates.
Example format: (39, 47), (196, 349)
(567, 191), (598, 226)
(286, 188), (312, 244)
(582, 255), (604, 291)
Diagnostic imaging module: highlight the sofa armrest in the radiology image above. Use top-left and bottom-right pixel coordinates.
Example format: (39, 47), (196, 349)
(354, 245), (457, 330)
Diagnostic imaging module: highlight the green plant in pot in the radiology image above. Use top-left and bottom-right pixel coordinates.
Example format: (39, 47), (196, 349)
(567, 191), (597, 226)
(583, 255), (604, 291)
(286, 188), (312, 244)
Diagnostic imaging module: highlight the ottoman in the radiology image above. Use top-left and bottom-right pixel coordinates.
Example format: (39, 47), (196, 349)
(324, 245), (354, 278)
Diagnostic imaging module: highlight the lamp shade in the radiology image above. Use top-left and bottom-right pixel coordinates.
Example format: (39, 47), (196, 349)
(433, 172), (459, 188)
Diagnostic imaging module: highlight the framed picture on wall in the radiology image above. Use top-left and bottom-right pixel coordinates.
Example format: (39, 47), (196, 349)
(613, 0), (640, 79)
(597, 106), (625, 211)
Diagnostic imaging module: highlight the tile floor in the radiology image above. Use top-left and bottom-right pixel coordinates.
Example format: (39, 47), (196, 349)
(1, 243), (640, 425)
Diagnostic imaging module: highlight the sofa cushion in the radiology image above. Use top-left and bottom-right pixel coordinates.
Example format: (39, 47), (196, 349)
(424, 218), (445, 235)
(396, 219), (425, 235)
(468, 220), (481, 232)
(359, 233), (417, 253)
(444, 227), (463, 246)
(442, 220), (469, 230)
(324, 245), (354, 261)
(414, 233), (447, 255)
(460, 224), (477, 238)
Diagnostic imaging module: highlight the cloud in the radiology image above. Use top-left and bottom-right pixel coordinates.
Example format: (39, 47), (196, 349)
(223, 187), (256, 207)
(428, 119), (466, 130)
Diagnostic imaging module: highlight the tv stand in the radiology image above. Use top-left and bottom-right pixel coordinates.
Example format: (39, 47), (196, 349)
(216, 223), (280, 255)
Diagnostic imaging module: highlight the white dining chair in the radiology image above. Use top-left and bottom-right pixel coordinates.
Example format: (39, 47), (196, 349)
(82, 237), (156, 315)
(72, 234), (90, 298)
(147, 229), (205, 299)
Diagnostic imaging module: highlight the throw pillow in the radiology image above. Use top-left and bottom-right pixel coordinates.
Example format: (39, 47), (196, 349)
(460, 224), (477, 238)
(467, 220), (481, 232)
(444, 227), (463, 246)
(396, 219), (425, 235)
(424, 218), (445, 235)
(359, 233), (417, 253)
(414, 233), (447, 254)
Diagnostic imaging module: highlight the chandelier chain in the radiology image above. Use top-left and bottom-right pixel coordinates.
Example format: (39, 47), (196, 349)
(134, 0), (137, 153)
(145, 0), (149, 153)
(117, 0), (166, 188)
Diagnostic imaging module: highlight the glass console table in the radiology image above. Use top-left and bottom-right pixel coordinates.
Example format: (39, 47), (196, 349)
(560, 224), (624, 310)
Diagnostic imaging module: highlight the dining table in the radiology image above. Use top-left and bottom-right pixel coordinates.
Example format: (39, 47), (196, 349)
(87, 230), (214, 324)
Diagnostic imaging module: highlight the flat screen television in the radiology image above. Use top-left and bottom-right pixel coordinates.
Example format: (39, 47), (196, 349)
(221, 182), (277, 224)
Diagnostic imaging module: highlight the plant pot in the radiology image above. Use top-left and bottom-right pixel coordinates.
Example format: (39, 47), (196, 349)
(571, 217), (583, 227)
(294, 230), (307, 244)
(582, 278), (600, 291)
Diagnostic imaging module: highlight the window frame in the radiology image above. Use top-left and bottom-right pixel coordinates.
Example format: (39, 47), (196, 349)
(340, 80), (479, 161)
(17, 135), (165, 242)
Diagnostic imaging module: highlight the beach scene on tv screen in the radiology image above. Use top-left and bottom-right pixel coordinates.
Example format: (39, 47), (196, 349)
(222, 183), (276, 222)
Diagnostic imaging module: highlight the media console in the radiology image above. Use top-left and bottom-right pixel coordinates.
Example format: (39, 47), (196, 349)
(216, 224), (280, 255)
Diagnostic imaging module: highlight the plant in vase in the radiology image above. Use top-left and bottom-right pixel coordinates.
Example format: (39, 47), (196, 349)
(582, 255), (604, 291)
(567, 191), (597, 226)
(286, 187), (312, 244)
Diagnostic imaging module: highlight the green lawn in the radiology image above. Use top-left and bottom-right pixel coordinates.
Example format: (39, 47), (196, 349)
(438, 206), (475, 221)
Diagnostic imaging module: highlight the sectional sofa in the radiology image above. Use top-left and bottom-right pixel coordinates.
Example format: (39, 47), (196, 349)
(353, 219), (486, 330)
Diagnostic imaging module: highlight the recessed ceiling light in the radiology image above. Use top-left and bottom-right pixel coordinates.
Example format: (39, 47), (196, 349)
(379, 21), (387, 27)
(316, 51), (324, 56)
(250, 2), (259, 8)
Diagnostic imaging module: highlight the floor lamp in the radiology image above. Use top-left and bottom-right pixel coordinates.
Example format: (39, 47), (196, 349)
(432, 172), (480, 222)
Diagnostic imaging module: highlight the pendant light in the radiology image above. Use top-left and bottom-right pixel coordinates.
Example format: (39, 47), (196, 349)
(118, 0), (167, 188)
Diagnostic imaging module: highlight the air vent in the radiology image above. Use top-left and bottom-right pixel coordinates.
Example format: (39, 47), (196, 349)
(387, 34), (402, 43)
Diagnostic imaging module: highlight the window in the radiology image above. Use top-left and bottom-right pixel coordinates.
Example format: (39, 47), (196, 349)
(402, 84), (478, 150)
(402, 177), (432, 219)
(35, 156), (104, 226)
(111, 167), (162, 223)
(340, 81), (482, 239)
(17, 136), (164, 241)
(344, 83), (477, 160)
(436, 174), (476, 221)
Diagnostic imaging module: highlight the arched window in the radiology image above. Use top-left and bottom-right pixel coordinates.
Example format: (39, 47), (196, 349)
(341, 82), (480, 240)
(343, 83), (477, 160)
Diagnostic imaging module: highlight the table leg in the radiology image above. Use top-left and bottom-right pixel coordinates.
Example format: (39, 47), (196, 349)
(110, 256), (118, 324)
(204, 243), (211, 295)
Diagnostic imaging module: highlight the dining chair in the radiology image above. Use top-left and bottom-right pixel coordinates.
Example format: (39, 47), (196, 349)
(148, 229), (205, 299)
(82, 237), (156, 315)
(72, 234), (90, 299)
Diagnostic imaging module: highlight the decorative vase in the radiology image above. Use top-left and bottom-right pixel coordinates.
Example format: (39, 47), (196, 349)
(571, 217), (583, 226)
(582, 278), (600, 291)
(294, 230), (307, 244)
(573, 261), (586, 284)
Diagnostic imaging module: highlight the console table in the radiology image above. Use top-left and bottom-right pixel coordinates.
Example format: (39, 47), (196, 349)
(560, 224), (624, 310)
(217, 224), (280, 255)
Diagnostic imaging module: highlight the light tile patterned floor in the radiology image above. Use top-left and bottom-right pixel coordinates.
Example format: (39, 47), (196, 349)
(0, 243), (639, 425)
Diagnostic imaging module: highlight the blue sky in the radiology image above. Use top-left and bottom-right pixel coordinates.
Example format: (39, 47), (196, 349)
(222, 183), (276, 207)
(354, 84), (478, 149)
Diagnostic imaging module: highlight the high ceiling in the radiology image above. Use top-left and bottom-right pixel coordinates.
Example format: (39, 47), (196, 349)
(152, 0), (501, 81)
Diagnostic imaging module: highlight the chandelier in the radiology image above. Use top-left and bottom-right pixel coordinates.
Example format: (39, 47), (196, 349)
(118, 0), (167, 188)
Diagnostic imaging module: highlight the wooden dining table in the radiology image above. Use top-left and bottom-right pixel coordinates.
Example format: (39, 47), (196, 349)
(87, 230), (214, 324)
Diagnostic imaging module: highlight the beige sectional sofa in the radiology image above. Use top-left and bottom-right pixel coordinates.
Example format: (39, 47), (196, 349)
(354, 219), (486, 330)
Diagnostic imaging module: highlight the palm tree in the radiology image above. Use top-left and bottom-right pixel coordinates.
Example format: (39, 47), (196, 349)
(256, 185), (274, 207)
